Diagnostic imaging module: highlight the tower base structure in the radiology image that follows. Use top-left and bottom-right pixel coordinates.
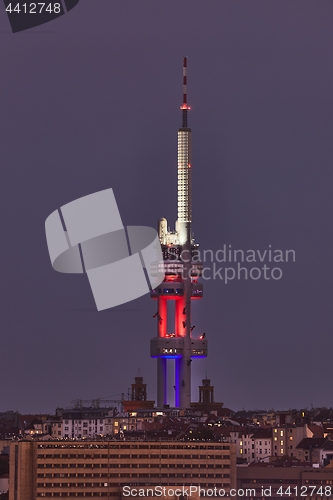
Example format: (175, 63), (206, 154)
(150, 218), (207, 409)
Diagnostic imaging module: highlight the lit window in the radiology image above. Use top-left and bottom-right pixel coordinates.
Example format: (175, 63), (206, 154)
(280, 440), (283, 445)
(280, 449), (284, 454)
(280, 431), (284, 436)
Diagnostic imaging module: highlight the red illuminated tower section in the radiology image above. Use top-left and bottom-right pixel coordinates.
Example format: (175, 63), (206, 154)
(150, 57), (207, 409)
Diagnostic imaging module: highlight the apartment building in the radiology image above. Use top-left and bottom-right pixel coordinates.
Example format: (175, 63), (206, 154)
(272, 424), (323, 458)
(9, 439), (236, 499)
(237, 462), (333, 500)
(296, 438), (333, 466)
(230, 428), (272, 463)
(54, 409), (117, 439)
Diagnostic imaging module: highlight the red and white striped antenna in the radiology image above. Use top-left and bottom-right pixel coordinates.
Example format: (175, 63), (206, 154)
(180, 56), (190, 127)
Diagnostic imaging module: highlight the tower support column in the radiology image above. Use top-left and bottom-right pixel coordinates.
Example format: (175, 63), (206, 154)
(158, 297), (167, 338)
(156, 296), (167, 406)
(176, 221), (192, 409)
(157, 358), (167, 407)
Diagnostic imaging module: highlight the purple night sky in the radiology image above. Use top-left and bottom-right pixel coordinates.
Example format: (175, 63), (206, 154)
(0, 1), (332, 413)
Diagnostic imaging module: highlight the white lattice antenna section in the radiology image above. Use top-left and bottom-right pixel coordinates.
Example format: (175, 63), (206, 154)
(177, 130), (192, 223)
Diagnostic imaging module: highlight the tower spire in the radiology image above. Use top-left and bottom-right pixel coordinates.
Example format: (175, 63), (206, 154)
(177, 56), (192, 238)
(180, 56), (191, 128)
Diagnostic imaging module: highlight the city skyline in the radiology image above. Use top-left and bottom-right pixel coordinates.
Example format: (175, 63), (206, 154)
(0, 1), (332, 413)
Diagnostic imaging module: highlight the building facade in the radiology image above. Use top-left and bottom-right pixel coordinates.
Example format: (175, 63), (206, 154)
(9, 439), (236, 499)
(237, 463), (333, 500)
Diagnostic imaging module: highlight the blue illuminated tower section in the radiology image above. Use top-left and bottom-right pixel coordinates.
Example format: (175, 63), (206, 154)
(150, 57), (207, 409)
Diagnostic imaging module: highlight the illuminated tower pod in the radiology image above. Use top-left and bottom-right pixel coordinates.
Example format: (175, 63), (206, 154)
(150, 57), (207, 409)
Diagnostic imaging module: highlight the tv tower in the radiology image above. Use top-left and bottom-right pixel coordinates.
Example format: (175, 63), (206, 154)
(150, 57), (207, 409)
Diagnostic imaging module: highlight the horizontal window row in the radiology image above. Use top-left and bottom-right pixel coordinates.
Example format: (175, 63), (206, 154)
(38, 454), (110, 459)
(37, 470), (230, 479)
(38, 483), (111, 488)
(38, 464), (108, 469)
(37, 494), (118, 497)
(38, 444), (229, 450)
(38, 453), (229, 460)
(37, 480), (227, 490)
(37, 477), (230, 488)
(38, 474), (108, 478)
(37, 485), (230, 497)
(37, 463), (228, 469)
